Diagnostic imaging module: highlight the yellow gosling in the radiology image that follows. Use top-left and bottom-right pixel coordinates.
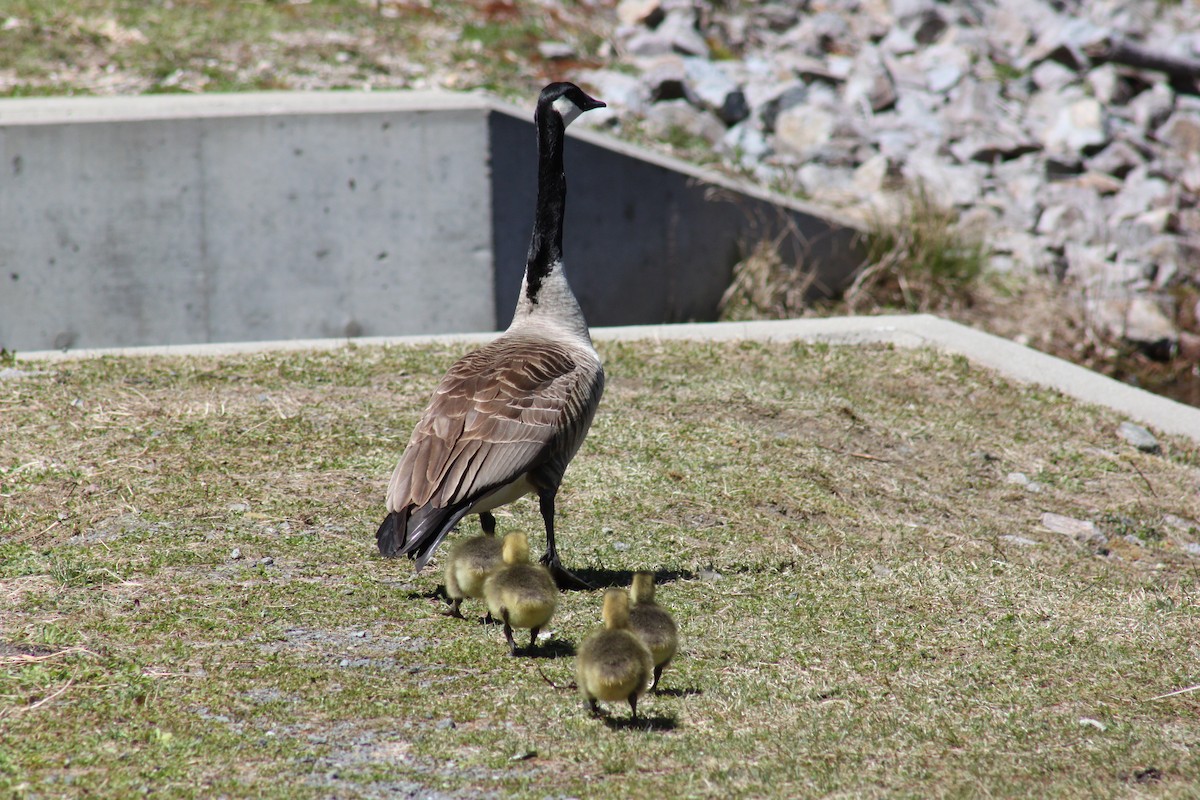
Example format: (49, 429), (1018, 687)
(443, 526), (504, 620)
(483, 532), (558, 655)
(576, 588), (654, 720)
(628, 571), (679, 692)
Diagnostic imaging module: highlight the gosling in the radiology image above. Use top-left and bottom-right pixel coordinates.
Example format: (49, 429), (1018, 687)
(483, 532), (558, 655)
(443, 528), (504, 620)
(628, 571), (679, 692)
(576, 588), (654, 720)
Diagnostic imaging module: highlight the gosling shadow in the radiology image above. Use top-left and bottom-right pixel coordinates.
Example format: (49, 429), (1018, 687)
(602, 713), (678, 732)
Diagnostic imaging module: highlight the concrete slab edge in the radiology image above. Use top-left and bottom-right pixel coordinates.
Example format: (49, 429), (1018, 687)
(14, 315), (1200, 443)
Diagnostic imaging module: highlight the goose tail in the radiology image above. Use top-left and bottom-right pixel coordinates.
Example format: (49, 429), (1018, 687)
(375, 504), (473, 571)
(375, 509), (410, 557)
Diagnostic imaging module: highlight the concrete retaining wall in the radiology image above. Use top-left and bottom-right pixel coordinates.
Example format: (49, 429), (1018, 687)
(0, 91), (862, 352)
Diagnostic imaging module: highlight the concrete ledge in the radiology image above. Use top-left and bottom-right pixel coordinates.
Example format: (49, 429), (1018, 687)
(0, 90), (862, 352)
(17, 314), (1200, 443)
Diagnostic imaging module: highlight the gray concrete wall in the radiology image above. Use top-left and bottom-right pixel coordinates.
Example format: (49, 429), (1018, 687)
(0, 91), (862, 352)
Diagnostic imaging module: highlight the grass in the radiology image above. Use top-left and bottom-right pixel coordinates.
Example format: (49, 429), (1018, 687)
(847, 185), (989, 314)
(3, 339), (1200, 797)
(0, 0), (610, 98)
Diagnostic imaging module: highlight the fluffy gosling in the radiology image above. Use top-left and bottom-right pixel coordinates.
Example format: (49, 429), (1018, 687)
(628, 571), (679, 692)
(443, 527), (504, 620)
(483, 531), (558, 655)
(576, 588), (654, 720)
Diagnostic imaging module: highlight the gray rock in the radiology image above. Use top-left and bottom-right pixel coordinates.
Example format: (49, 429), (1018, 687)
(1031, 59), (1076, 92)
(641, 55), (688, 101)
(773, 105), (837, 158)
(683, 58), (749, 125)
(1109, 167), (1172, 224)
(1117, 421), (1162, 454)
(1085, 139), (1145, 178)
(722, 120), (772, 164)
(576, 68), (649, 115)
(641, 99), (726, 145)
(902, 144), (985, 206)
(1128, 83), (1176, 133)
(1088, 294), (1178, 353)
(757, 80), (809, 132)
(537, 41), (576, 61)
(843, 46), (897, 113)
(880, 26), (919, 56)
(1041, 512), (1108, 547)
(616, 0), (664, 27)
(1036, 93), (1108, 155)
(917, 41), (971, 93)
(1156, 111), (1200, 155)
(624, 7), (709, 58)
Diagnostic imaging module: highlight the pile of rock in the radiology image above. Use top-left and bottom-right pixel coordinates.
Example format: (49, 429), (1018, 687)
(576, 0), (1200, 356)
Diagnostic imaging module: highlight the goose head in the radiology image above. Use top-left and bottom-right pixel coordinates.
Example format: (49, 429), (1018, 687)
(538, 82), (606, 130)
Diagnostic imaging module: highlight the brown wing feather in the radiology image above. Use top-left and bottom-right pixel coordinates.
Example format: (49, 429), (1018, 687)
(385, 335), (599, 515)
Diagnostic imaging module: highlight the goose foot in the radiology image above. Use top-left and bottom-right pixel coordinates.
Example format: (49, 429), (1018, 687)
(542, 557), (593, 591)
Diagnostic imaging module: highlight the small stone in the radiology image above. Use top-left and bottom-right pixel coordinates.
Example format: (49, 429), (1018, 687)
(699, 568), (723, 582)
(260, 556), (274, 566)
(1117, 421), (1161, 454)
(1183, 543), (1200, 557)
(1156, 111), (1200, 155)
(537, 41), (576, 61)
(1041, 96), (1108, 155)
(435, 718), (456, 730)
(339, 659), (350, 668)
(1041, 512), (1108, 547)
(612, 542), (630, 551)
(616, 0), (663, 27)
(773, 105), (836, 158)
(230, 548), (242, 560)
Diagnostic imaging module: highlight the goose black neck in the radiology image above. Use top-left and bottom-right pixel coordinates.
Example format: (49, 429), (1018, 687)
(524, 108), (567, 304)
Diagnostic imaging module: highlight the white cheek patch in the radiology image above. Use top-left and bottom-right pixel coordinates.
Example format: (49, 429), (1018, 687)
(552, 95), (583, 127)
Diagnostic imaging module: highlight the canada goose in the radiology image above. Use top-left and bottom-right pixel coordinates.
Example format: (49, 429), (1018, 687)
(443, 527), (504, 619)
(375, 82), (607, 591)
(628, 571), (678, 692)
(577, 588), (654, 720)
(483, 531), (558, 655)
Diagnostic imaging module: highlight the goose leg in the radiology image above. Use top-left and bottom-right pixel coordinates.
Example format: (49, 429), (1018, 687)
(651, 664), (663, 692)
(530, 626), (540, 648)
(628, 694), (639, 721)
(445, 597), (465, 619)
(537, 490), (592, 591)
(480, 511), (496, 535)
(501, 610), (518, 656)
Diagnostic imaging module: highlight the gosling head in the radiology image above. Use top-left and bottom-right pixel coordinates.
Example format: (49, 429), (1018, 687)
(601, 588), (632, 631)
(630, 571), (657, 605)
(500, 531), (532, 566)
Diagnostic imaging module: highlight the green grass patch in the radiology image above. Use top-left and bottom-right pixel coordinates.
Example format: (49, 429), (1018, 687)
(3, 340), (1200, 797)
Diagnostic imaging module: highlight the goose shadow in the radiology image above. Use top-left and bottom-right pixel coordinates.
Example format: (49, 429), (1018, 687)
(519, 637), (576, 660)
(568, 567), (700, 591)
(602, 713), (678, 732)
